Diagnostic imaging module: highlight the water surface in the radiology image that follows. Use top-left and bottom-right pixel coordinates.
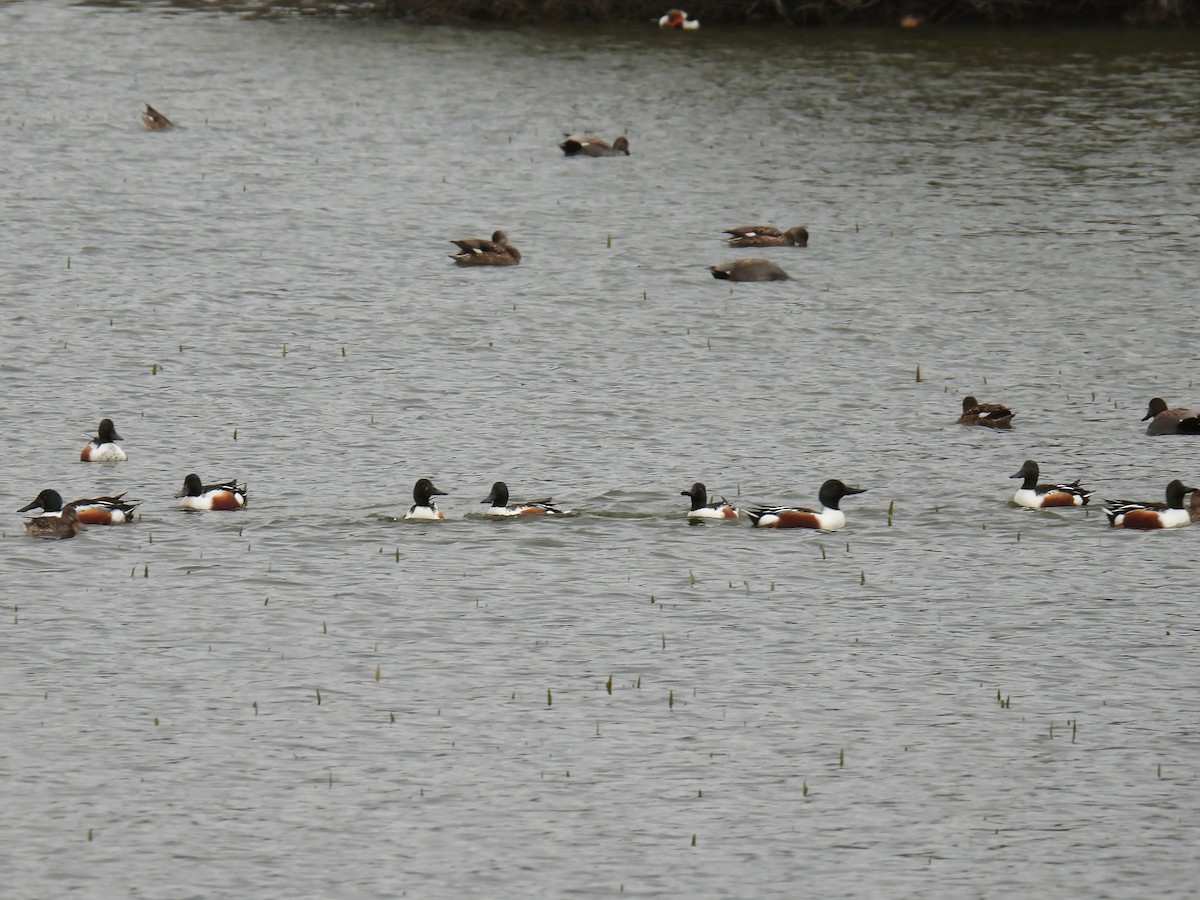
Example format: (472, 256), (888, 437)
(2, 4), (1199, 897)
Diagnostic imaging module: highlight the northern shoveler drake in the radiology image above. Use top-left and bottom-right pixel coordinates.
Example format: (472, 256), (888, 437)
(559, 135), (630, 157)
(481, 481), (563, 516)
(450, 230), (521, 266)
(1142, 397), (1200, 435)
(175, 474), (247, 510)
(81, 418), (127, 462)
(404, 478), (447, 520)
(658, 8), (699, 29)
(957, 396), (1014, 429)
(24, 504), (86, 539)
(708, 258), (791, 282)
(18, 488), (140, 525)
(1010, 460), (1095, 509)
(142, 103), (174, 131)
(749, 479), (866, 530)
(681, 482), (738, 520)
(723, 226), (809, 249)
(1104, 479), (1197, 530)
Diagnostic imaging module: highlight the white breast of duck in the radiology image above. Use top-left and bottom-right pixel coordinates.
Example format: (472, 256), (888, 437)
(404, 478), (447, 520)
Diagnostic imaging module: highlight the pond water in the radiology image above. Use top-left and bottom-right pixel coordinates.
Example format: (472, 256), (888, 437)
(2, 3), (1199, 897)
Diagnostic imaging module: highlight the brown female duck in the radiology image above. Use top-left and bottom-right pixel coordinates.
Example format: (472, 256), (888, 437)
(723, 226), (809, 248)
(450, 230), (521, 266)
(957, 396), (1014, 429)
(24, 504), (87, 539)
(1142, 397), (1200, 435)
(559, 135), (630, 157)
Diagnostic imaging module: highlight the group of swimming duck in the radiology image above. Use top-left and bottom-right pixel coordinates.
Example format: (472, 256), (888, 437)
(445, 217), (806, 280)
(458, 53), (803, 280)
(18, 418), (247, 538)
(20, 393), (1200, 539)
(447, 123), (808, 279)
(957, 395), (1200, 530)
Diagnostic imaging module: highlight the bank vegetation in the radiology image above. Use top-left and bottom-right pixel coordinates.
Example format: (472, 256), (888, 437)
(224, 0), (1195, 26)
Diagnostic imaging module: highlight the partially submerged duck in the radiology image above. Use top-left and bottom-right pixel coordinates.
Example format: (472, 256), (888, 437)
(1142, 397), (1200, 435)
(708, 258), (791, 282)
(451, 230), (521, 266)
(749, 479), (866, 530)
(723, 226), (809, 248)
(18, 488), (139, 524)
(1009, 460), (1094, 509)
(1104, 480), (1197, 530)
(81, 418), (127, 462)
(957, 396), (1014, 429)
(481, 481), (563, 516)
(142, 103), (173, 131)
(681, 482), (738, 520)
(559, 135), (630, 157)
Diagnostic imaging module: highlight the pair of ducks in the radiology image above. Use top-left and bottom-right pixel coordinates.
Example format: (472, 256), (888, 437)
(958, 396), (1200, 436)
(454, 131), (634, 265)
(20, 476), (248, 539)
(18, 489), (138, 539)
(449, 222), (806, 279)
(960, 408), (1198, 529)
(405, 477), (866, 530)
(712, 225), (807, 282)
(683, 480), (867, 530)
(403, 479), (561, 520)
(1003, 460), (1197, 531)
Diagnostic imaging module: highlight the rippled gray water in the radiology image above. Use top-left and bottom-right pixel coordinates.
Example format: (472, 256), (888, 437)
(2, 3), (1199, 897)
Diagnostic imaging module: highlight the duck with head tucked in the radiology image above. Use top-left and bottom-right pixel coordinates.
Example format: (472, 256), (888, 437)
(24, 504), (86, 539)
(451, 230), (521, 266)
(559, 134), (630, 157)
(723, 226), (809, 249)
(1142, 397), (1200, 435)
(81, 418), (127, 462)
(19, 488), (139, 525)
(957, 396), (1013, 429)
